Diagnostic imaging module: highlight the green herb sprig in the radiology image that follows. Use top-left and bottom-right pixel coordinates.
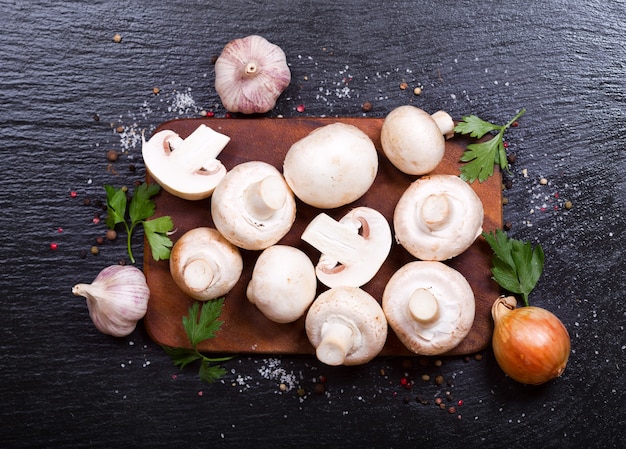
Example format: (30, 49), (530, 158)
(105, 182), (174, 264)
(483, 229), (544, 307)
(455, 109), (525, 183)
(163, 299), (233, 384)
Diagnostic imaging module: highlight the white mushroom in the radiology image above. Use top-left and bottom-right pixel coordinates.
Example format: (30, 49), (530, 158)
(301, 207), (392, 288)
(283, 122), (378, 209)
(382, 261), (475, 355)
(305, 286), (388, 366)
(211, 161), (296, 251)
(380, 105), (454, 175)
(169, 227), (243, 301)
(142, 124), (230, 200)
(393, 174), (484, 261)
(246, 245), (317, 324)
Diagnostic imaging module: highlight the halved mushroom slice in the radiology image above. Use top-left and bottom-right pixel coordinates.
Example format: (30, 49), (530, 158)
(142, 124), (230, 200)
(382, 261), (475, 355)
(301, 207), (392, 288)
(305, 286), (388, 366)
(211, 161), (296, 251)
(169, 227), (243, 301)
(393, 174), (484, 261)
(246, 245), (317, 324)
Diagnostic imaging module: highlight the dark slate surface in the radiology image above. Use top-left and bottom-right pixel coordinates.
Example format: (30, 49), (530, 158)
(1, 1), (624, 448)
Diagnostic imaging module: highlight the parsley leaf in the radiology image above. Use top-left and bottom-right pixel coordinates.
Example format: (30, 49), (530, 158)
(104, 182), (174, 264)
(163, 299), (233, 384)
(455, 109), (525, 183)
(483, 229), (544, 307)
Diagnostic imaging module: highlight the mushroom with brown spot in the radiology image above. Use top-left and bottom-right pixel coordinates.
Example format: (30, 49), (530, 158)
(211, 161), (296, 251)
(380, 105), (455, 175)
(394, 174), (484, 261)
(169, 227), (243, 301)
(305, 286), (388, 366)
(283, 122), (378, 209)
(301, 206), (392, 288)
(382, 261), (475, 355)
(142, 124), (230, 200)
(246, 245), (317, 324)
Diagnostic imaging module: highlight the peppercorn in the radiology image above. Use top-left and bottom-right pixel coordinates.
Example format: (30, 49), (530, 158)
(435, 375), (444, 386)
(106, 229), (117, 241)
(361, 101), (373, 112)
(90, 246), (99, 255)
(95, 236), (105, 245)
(399, 82), (408, 90)
(413, 87), (422, 95)
(106, 149), (119, 162)
(564, 200), (573, 210)
(112, 33), (122, 43)
(152, 87), (160, 95)
(314, 383), (325, 395)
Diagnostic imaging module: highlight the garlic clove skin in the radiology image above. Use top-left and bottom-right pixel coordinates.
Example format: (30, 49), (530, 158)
(72, 265), (150, 337)
(215, 35), (291, 114)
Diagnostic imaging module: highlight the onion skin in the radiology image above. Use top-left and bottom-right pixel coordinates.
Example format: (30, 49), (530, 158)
(492, 296), (571, 385)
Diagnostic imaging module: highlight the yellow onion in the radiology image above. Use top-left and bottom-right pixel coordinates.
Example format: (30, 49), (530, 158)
(491, 296), (570, 385)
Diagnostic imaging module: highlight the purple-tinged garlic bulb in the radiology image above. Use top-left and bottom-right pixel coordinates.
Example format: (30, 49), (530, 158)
(72, 265), (150, 337)
(214, 35), (291, 114)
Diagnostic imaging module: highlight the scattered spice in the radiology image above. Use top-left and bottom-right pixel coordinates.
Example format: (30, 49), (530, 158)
(50, 242), (58, 250)
(413, 87), (422, 95)
(361, 101), (373, 112)
(564, 200), (573, 210)
(399, 82), (408, 90)
(112, 33), (122, 43)
(296, 104), (305, 113)
(106, 229), (117, 241)
(152, 87), (160, 95)
(90, 246), (99, 255)
(106, 149), (119, 162)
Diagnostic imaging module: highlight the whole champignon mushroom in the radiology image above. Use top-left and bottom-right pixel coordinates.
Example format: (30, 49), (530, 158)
(305, 286), (388, 366)
(382, 261), (475, 355)
(283, 123), (378, 209)
(142, 124), (230, 200)
(211, 161), (296, 251)
(246, 245), (317, 324)
(380, 105), (455, 175)
(301, 207), (392, 288)
(169, 227), (243, 301)
(214, 35), (291, 114)
(394, 174), (484, 261)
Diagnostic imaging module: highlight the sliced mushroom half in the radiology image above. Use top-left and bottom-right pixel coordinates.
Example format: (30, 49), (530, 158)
(382, 261), (475, 355)
(301, 207), (392, 288)
(142, 124), (230, 200)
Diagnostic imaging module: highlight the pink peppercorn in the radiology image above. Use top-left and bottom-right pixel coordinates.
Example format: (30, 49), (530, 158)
(296, 104), (305, 113)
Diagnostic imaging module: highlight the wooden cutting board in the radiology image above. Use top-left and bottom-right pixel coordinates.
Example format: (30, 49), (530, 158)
(143, 117), (503, 357)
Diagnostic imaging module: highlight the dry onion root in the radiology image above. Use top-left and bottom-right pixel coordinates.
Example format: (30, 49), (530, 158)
(491, 296), (571, 385)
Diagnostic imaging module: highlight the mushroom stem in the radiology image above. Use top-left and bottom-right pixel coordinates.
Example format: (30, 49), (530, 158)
(243, 175), (287, 220)
(316, 321), (355, 366)
(431, 110), (455, 139)
(182, 259), (216, 293)
(408, 288), (440, 324)
(420, 193), (451, 231)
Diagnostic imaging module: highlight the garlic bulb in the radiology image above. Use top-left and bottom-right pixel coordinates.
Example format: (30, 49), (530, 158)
(214, 35), (291, 114)
(72, 265), (150, 337)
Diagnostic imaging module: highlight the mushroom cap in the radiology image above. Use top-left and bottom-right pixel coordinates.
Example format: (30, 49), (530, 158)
(211, 161), (296, 251)
(283, 122), (378, 209)
(301, 207), (392, 288)
(142, 125), (230, 200)
(169, 227), (243, 301)
(246, 245), (317, 324)
(380, 105), (446, 175)
(382, 261), (475, 355)
(214, 35), (291, 114)
(393, 174), (484, 261)
(305, 286), (388, 366)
